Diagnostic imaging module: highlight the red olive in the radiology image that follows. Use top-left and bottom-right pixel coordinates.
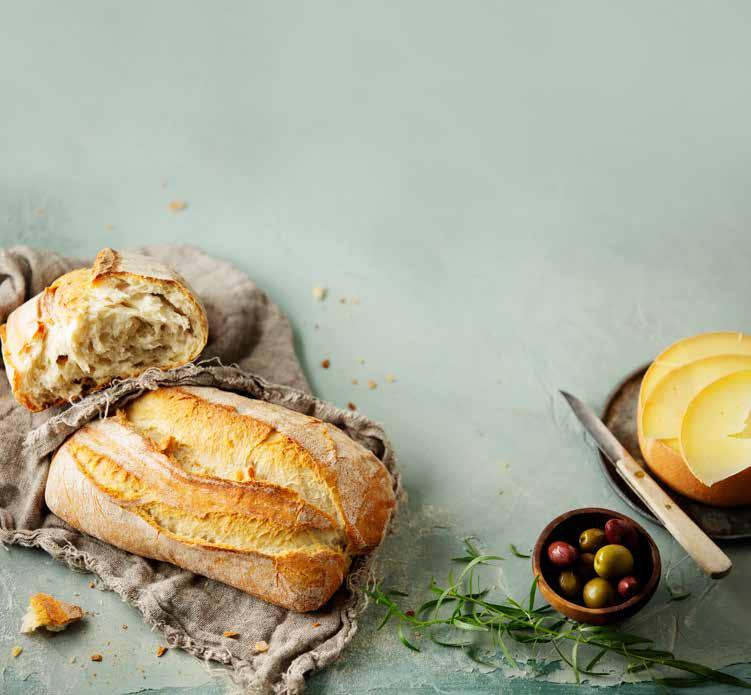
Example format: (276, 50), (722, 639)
(547, 541), (578, 568)
(604, 518), (639, 550)
(617, 575), (640, 600)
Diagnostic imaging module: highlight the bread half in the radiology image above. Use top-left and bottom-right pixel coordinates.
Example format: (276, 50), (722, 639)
(1, 248), (209, 411)
(45, 386), (396, 612)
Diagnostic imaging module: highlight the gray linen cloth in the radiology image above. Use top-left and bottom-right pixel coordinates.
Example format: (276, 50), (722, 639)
(0, 245), (402, 694)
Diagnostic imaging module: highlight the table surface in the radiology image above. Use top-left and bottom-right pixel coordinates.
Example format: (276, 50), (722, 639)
(2, 2), (751, 693)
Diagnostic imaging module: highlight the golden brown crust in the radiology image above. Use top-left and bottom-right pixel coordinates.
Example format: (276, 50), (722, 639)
(46, 441), (350, 612)
(0, 248), (209, 411)
(127, 387), (396, 553)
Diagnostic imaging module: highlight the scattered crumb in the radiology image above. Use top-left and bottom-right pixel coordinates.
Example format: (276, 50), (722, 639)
(21, 593), (84, 634)
(69, 656), (77, 664)
(161, 178), (168, 189)
(385, 374), (397, 384)
(11, 646), (22, 658)
(223, 631), (239, 638)
(347, 402), (357, 411)
(312, 622), (321, 628)
(122, 624), (128, 630)
(314, 323), (320, 330)
(351, 378), (358, 385)
(339, 297), (347, 304)
(665, 503), (672, 509)
(358, 358), (365, 365)
(156, 646), (167, 658)
(88, 581), (95, 589)
(254, 640), (269, 653)
(367, 380), (377, 390)
(73, 592), (80, 597)
(91, 654), (103, 662)
(311, 286), (327, 301)
(35, 208), (45, 216)
(320, 359), (330, 369)
(169, 200), (188, 212)
(635, 470), (645, 478)
(352, 297), (360, 305)
(104, 224), (114, 231)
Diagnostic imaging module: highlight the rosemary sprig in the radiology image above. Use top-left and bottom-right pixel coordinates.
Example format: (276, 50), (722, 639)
(367, 539), (750, 689)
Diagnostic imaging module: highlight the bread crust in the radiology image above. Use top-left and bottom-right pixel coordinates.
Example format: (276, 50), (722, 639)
(46, 445), (347, 612)
(1, 248), (209, 411)
(45, 386), (396, 611)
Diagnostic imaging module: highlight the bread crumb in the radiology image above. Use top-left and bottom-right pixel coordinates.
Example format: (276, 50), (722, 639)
(254, 640), (269, 653)
(223, 631), (239, 638)
(339, 297), (347, 304)
(91, 654), (103, 662)
(367, 380), (377, 390)
(321, 359), (330, 369)
(88, 581), (95, 589)
(352, 297), (360, 305)
(385, 374), (397, 384)
(311, 286), (327, 301)
(122, 624), (128, 630)
(21, 593), (84, 633)
(104, 224), (114, 231)
(347, 402), (357, 411)
(351, 378), (358, 385)
(156, 646), (167, 658)
(11, 646), (22, 658)
(161, 178), (168, 189)
(312, 622), (321, 628)
(169, 200), (188, 212)
(359, 358), (365, 365)
(69, 656), (77, 664)
(35, 208), (45, 216)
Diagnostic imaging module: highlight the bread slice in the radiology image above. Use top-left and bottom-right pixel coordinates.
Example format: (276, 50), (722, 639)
(45, 386), (396, 612)
(1, 248), (208, 411)
(20, 593), (84, 633)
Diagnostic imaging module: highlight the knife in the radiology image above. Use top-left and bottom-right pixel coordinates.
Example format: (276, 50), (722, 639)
(560, 390), (732, 579)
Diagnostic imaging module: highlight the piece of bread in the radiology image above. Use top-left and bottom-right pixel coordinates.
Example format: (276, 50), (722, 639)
(1, 248), (208, 411)
(45, 386), (396, 612)
(20, 593), (84, 633)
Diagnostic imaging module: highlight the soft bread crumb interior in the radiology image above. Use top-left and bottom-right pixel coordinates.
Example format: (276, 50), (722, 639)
(27, 275), (202, 406)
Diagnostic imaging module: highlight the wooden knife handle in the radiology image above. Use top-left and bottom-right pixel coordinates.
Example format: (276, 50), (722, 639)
(615, 455), (732, 579)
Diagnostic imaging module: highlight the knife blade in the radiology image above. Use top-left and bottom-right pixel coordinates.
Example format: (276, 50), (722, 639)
(560, 390), (732, 579)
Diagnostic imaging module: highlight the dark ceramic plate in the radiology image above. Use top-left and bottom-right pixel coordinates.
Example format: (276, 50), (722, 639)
(598, 365), (751, 540)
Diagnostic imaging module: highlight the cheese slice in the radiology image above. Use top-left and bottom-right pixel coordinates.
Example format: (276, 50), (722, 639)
(642, 354), (751, 440)
(680, 370), (751, 486)
(640, 332), (751, 407)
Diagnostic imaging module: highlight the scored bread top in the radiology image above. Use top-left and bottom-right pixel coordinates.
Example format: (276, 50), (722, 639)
(1, 248), (209, 411)
(47, 386), (396, 609)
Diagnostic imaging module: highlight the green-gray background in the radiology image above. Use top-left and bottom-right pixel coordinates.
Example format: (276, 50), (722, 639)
(2, 2), (750, 693)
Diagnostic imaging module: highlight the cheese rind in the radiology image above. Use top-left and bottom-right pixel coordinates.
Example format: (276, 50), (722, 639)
(680, 370), (751, 487)
(642, 354), (751, 440)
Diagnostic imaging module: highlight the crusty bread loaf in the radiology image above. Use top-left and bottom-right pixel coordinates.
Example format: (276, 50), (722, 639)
(1, 248), (208, 411)
(45, 386), (396, 612)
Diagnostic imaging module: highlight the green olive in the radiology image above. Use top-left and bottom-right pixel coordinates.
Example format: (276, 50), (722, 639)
(579, 528), (606, 553)
(582, 577), (616, 608)
(594, 544), (634, 580)
(557, 570), (582, 599)
(576, 552), (596, 579)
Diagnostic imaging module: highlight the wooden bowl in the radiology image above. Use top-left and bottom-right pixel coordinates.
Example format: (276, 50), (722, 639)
(532, 507), (661, 625)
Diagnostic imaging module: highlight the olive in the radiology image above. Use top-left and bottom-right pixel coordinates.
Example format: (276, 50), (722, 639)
(594, 544), (634, 580)
(576, 552), (596, 578)
(617, 575), (640, 600)
(582, 577), (616, 608)
(579, 528), (606, 553)
(557, 570), (582, 599)
(547, 541), (578, 568)
(604, 518), (639, 550)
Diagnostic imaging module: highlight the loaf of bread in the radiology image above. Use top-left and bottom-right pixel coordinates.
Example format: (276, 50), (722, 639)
(45, 386), (396, 612)
(1, 248), (208, 411)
